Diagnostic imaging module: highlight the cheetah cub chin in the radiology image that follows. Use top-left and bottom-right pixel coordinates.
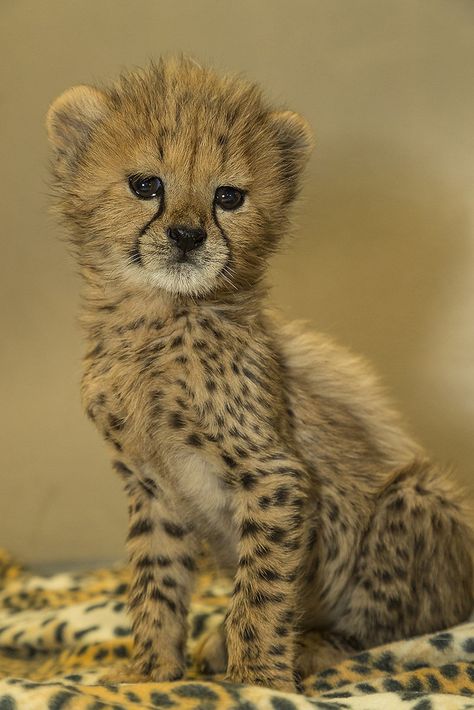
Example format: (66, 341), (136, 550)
(47, 57), (473, 692)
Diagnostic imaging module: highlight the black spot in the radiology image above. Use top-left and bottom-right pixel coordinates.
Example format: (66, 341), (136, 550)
(156, 555), (172, 567)
(186, 433), (202, 448)
(112, 461), (133, 478)
(378, 569), (393, 583)
(191, 613), (207, 639)
(113, 626), (131, 637)
(125, 691), (141, 703)
(128, 519), (154, 539)
(383, 678), (404, 692)
(222, 453), (237, 469)
(258, 567), (282, 582)
(429, 632), (453, 651)
(373, 651), (395, 673)
(0, 697), (16, 710)
(312, 680), (332, 692)
(136, 555), (153, 568)
(242, 625), (256, 642)
(267, 526), (286, 543)
(162, 521), (186, 538)
(149, 691), (176, 707)
(439, 663), (459, 679)
(241, 473), (257, 489)
(151, 587), (176, 614)
(388, 495), (406, 512)
(205, 379), (217, 392)
(179, 556), (196, 571)
(170, 335), (183, 349)
(415, 484), (429, 495)
(94, 647), (108, 661)
(47, 692), (74, 710)
(169, 412), (185, 429)
(406, 676), (424, 692)
(426, 673), (441, 691)
(162, 576), (177, 589)
(113, 644), (129, 658)
(387, 596), (402, 611)
(250, 590), (285, 606)
(351, 663), (371, 675)
(54, 621), (67, 644)
(241, 519), (260, 537)
(270, 698), (297, 710)
(356, 683), (377, 693)
(269, 644), (286, 655)
(413, 699), (433, 710)
(273, 486), (291, 506)
(242, 367), (261, 386)
(108, 413), (125, 431)
(74, 625), (99, 640)
(85, 601), (109, 614)
(463, 637), (474, 653)
(140, 478), (159, 498)
(173, 684), (219, 700)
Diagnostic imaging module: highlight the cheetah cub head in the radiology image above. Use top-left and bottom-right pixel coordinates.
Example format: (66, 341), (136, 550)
(47, 57), (313, 298)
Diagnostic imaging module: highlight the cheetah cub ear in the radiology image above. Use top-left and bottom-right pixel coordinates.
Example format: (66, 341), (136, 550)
(46, 85), (108, 168)
(269, 110), (314, 175)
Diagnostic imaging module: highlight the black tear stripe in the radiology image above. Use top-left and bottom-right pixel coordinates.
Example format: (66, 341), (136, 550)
(212, 202), (234, 283)
(130, 194), (166, 267)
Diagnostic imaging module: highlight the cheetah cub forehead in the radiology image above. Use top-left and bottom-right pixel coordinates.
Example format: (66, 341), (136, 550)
(47, 57), (313, 298)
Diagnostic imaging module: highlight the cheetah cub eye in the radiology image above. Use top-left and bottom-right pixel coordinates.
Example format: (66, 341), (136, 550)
(214, 186), (245, 211)
(129, 175), (164, 200)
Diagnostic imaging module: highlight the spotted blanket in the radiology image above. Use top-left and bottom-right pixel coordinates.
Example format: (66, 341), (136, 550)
(0, 549), (473, 709)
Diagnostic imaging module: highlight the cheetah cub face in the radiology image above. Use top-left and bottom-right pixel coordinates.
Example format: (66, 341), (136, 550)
(47, 58), (313, 298)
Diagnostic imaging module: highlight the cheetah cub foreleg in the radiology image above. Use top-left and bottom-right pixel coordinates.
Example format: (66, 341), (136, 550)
(224, 455), (309, 691)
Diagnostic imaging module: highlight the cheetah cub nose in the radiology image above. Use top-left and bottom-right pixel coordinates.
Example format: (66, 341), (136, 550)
(167, 225), (207, 253)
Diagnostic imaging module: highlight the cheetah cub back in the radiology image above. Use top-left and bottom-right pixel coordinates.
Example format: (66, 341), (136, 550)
(47, 57), (473, 692)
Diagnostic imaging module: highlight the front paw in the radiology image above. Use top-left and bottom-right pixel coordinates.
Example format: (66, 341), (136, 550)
(101, 658), (185, 684)
(225, 667), (296, 693)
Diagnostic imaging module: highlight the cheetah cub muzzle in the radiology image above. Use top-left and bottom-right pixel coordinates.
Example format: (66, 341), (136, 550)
(47, 57), (473, 692)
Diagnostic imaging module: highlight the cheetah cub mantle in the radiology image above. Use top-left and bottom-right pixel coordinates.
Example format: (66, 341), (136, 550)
(47, 58), (473, 692)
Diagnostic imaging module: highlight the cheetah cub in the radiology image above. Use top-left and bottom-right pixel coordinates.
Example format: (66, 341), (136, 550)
(47, 58), (472, 692)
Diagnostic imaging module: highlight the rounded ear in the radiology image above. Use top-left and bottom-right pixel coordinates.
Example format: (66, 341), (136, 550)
(269, 110), (314, 170)
(46, 85), (108, 164)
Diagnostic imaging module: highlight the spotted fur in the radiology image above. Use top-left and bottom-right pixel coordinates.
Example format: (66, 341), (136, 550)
(0, 548), (473, 708)
(46, 57), (473, 692)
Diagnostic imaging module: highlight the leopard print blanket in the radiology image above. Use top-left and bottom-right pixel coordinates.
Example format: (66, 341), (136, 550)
(0, 549), (472, 709)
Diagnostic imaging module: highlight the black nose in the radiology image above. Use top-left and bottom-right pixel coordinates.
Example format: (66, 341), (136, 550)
(167, 225), (207, 253)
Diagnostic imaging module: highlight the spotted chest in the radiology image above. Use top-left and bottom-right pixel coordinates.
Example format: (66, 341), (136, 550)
(82, 307), (289, 472)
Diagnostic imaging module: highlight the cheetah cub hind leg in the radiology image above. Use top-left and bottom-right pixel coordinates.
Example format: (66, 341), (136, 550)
(195, 623), (227, 676)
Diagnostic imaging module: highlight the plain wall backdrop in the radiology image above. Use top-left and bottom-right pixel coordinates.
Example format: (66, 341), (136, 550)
(1, 0), (473, 568)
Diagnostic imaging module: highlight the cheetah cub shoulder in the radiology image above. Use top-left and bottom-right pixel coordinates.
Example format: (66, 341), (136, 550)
(47, 57), (473, 692)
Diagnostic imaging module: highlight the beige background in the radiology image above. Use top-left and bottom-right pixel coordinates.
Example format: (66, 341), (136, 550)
(1, 0), (473, 568)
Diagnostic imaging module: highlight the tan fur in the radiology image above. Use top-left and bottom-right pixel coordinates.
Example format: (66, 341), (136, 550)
(47, 57), (473, 692)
